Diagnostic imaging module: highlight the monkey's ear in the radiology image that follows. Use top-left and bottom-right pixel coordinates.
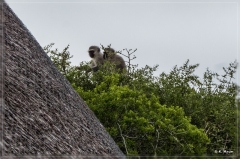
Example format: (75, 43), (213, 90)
(97, 47), (100, 52)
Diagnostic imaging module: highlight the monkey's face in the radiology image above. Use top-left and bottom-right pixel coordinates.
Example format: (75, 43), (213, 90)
(103, 48), (114, 59)
(88, 49), (95, 58)
(88, 46), (100, 58)
(103, 51), (108, 59)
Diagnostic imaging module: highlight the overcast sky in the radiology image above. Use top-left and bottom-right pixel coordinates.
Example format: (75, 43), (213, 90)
(5, 0), (239, 85)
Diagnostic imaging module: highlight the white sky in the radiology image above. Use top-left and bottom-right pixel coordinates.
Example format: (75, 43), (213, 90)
(4, 0), (239, 85)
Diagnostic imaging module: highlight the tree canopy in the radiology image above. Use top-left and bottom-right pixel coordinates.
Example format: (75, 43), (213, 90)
(43, 43), (239, 156)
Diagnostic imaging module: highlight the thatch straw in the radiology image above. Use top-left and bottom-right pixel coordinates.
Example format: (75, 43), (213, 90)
(0, 1), (124, 158)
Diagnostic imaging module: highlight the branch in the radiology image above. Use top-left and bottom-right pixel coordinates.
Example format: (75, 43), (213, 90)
(117, 123), (128, 155)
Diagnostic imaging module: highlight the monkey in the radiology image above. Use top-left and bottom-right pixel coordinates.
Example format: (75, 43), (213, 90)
(88, 45), (104, 72)
(103, 47), (126, 72)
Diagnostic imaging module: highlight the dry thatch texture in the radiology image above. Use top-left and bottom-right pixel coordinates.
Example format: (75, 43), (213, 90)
(1, 1), (125, 158)
(0, 0), (4, 156)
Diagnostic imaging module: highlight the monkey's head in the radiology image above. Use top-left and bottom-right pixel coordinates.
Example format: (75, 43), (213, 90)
(103, 48), (115, 59)
(88, 46), (100, 58)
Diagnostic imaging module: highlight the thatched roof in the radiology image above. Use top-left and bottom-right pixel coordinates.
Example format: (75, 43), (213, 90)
(0, 1), (124, 158)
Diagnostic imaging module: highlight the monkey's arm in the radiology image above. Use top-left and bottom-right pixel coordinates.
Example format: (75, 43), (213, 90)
(92, 66), (99, 72)
(88, 60), (99, 72)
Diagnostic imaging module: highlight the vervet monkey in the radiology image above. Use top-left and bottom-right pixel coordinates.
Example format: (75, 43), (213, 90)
(103, 47), (126, 72)
(88, 46), (104, 72)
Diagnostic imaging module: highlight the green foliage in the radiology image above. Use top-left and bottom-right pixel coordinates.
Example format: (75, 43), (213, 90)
(44, 43), (238, 156)
(156, 60), (238, 154)
(76, 74), (209, 155)
(43, 43), (72, 76)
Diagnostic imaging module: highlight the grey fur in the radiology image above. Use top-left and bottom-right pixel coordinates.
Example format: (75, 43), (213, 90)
(88, 46), (104, 71)
(103, 48), (126, 72)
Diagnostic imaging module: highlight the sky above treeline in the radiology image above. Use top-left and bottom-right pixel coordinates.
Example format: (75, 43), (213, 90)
(5, 0), (239, 85)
